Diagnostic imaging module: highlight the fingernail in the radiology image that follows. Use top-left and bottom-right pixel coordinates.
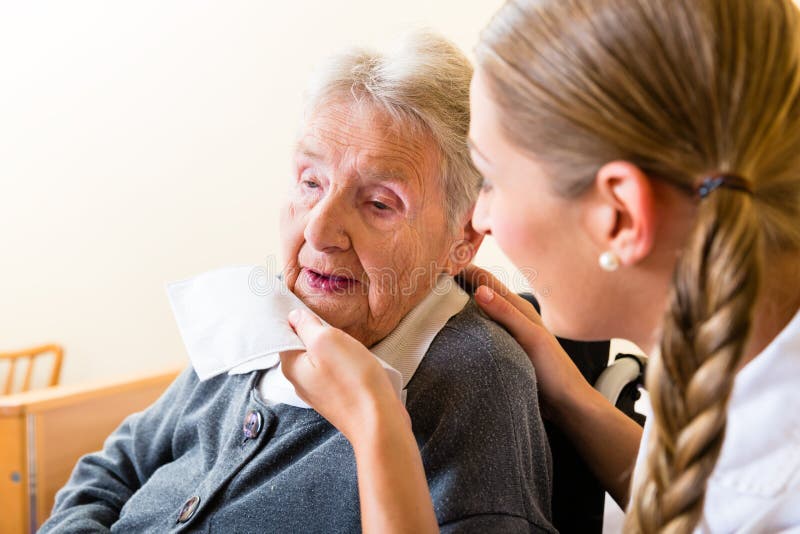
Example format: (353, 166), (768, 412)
(476, 286), (494, 303)
(288, 309), (301, 322)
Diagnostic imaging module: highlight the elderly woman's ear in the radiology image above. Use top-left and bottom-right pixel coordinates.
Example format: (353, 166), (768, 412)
(444, 217), (485, 275)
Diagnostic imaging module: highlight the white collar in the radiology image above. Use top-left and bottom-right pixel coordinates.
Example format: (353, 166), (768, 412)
(167, 265), (468, 408)
(633, 305), (800, 532)
(710, 305), (800, 490)
(369, 273), (469, 388)
(166, 265), (400, 390)
(257, 273), (468, 409)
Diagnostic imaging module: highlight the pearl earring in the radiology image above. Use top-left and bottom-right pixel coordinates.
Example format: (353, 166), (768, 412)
(598, 251), (621, 272)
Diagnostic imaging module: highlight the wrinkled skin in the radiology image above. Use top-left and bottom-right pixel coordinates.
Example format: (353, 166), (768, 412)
(280, 100), (473, 347)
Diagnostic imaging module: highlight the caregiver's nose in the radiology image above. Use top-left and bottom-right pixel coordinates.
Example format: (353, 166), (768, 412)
(304, 194), (351, 252)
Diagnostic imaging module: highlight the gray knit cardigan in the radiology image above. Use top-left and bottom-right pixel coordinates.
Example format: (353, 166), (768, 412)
(40, 300), (556, 533)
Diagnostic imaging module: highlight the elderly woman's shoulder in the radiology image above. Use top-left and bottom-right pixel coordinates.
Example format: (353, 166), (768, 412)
(416, 298), (538, 390)
(406, 297), (543, 441)
(406, 302), (552, 532)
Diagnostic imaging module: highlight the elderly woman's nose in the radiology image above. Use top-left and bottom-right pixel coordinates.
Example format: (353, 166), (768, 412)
(471, 190), (492, 236)
(304, 196), (352, 251)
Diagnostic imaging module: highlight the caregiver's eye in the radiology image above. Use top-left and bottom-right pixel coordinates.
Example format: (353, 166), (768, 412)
(480, 176), (493, 192)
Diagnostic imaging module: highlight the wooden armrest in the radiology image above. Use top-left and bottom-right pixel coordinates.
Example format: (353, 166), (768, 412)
(0, 366), (183, 534)
(0, 367), (184, 416)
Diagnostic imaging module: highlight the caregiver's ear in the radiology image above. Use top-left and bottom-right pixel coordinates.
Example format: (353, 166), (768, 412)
(582, 161), (657, 267)
(444, 215), (485, 275)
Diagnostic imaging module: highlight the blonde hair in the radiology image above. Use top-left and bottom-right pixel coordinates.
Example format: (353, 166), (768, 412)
(304, 30), (481, 232)
(477, 0), (800, 532)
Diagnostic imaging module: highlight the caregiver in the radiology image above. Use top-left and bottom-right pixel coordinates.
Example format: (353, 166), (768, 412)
(281, 0), (800, 532)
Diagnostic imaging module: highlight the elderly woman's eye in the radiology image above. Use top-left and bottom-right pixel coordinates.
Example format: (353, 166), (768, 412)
(302, 179), (320, 189)
(371, 200), (391, 211)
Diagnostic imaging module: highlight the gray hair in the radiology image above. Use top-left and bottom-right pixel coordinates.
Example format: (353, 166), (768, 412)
(303, 30), (481, 232)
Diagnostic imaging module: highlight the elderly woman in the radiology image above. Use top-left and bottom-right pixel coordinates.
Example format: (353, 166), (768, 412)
(40, 32), (555, 533)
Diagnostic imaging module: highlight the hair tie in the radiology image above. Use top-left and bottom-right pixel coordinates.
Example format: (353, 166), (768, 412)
(697, 174), (753, 199)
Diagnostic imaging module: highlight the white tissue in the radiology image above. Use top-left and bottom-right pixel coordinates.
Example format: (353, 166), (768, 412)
(165, 265), (403, 404)
(165, 265), (307, 380)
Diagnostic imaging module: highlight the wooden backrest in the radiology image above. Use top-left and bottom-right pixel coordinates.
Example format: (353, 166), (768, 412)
(0, 368), (181, 534)
(0, 345), (64, 395)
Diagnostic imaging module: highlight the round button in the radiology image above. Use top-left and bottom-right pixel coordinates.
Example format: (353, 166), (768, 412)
(176, 495), (200, 523)
(243, 410), (263, 440)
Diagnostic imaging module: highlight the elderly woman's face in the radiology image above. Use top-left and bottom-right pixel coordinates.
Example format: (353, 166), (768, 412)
(280, 100), (459, 347)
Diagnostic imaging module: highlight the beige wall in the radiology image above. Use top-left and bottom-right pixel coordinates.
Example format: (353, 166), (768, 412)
(1, 1), (519, 386)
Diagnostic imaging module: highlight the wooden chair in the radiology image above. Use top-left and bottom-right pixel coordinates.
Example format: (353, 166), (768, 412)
(0, 367), (181, 533)
(1, 345), (64, 395)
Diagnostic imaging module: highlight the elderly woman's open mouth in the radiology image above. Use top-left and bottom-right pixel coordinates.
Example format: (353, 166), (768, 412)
(301, 267), (361, 293)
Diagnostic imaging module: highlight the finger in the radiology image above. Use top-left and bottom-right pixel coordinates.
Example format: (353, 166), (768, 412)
(278, 349), (305, 369)
(278, 349), (316, 404)
(499, 290), (546, 328)
(461, 264), (520, 299)
(288, 309), (326, 345)
(279, 349), (310, 379)
(462, 265), (542, 318)
(474, 285), (545, 344)
(462, 264), (544, 327)
(460, 264), (513, 297)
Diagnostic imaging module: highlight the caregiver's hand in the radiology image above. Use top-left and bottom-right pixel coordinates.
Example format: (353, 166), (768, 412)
(461, 264), (643, 507)
(281, 309), (438, 534)
(460, 264), (591, 418)
(280, 309), (408, 443)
